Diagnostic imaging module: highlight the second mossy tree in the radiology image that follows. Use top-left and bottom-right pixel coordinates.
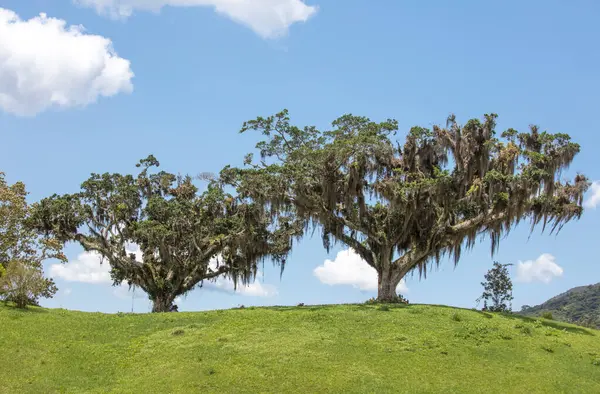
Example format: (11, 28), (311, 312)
(28, 156), (300, 312)
(224, 110), (589, 302)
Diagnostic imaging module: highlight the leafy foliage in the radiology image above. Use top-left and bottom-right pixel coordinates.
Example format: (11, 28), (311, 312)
(226, 110), (588, 301)
(541, 311), (553, 320)
(0, 260), (57, 308)
(28, 156), (301, 312)
(0, 172), (62, 307)
(519, 283), (600, 329)
(477, 261), (513, 312)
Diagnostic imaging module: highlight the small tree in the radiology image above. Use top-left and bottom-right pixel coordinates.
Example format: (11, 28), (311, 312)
(29, 156), (301, 312)
(0, 260), (57, 308)
(477, 261), (513, 312)
(0, 172), (63, 307)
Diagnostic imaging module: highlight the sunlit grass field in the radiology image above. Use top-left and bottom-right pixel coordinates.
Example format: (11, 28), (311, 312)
(1, 303), (599, 393)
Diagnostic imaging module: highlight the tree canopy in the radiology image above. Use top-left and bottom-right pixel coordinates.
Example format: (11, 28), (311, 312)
(224, 110), (589, 301)
(29, 156), (301, 312)
(0, 172), (63, 307)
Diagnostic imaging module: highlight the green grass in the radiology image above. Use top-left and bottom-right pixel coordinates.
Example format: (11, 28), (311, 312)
(1, 303), (599, 393)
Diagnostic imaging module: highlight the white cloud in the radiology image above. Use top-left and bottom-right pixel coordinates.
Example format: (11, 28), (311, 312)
(75, 0), (318, 38)
(50, 250), (112, 284)
(52, 247), (276, 298)
(515, 253), (563, 284)
(50, 244), (140, 284)
(0, 8), (133, 116)
(202, 258), (278, 297)
(204, 278), (278, 297)
(63, 288), (72, 296)
(313, 249), (409, 294)
(584, 181), (600, 209)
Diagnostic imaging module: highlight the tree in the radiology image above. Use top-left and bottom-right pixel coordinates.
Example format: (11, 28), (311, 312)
(476, 261), (513, 312)
(0, 172), (63, 307)
(28, 156), (300, 312)
(0, 260), (58, 308)
(225, 110), (589, 302)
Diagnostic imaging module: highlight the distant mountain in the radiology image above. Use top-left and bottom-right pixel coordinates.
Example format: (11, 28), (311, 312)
(519, 283), (600, 329)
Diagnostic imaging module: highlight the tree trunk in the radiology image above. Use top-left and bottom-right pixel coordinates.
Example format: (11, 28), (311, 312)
(377, 269), (403, 302)
(151, 294), (176, 313)
(376, 252), (406, 302)
(14, 294), (28, 309)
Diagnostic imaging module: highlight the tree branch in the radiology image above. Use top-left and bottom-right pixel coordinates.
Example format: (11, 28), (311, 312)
(449, 210), (507, 234)
(338, 233), (375, 267)
(389, 210), (510, 278)
(203, 265), (230, 281)
(73, 233), (142, 273)
(182, 264), (229, 292)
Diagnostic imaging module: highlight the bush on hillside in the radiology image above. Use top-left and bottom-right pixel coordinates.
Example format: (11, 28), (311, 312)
(541, 311), (553, 320)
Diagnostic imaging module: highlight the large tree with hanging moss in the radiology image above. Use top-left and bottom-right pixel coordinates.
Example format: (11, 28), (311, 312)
(29, 156), (301, 312)
(222, 110), (589, 302)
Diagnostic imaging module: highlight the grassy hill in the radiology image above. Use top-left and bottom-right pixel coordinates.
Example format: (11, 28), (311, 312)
(1, 303), (599, 393)
(519, 283), (600, 329)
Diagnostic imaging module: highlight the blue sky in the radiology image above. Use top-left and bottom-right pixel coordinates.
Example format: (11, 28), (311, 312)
(1, 0), (599, 313)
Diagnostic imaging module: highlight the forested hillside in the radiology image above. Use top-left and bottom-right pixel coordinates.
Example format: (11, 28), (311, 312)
(520, 283), (600, 329)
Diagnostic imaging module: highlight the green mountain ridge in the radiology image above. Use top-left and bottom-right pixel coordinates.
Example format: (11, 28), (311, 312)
(1, 303), (599, 393)
(519, 283), (600, 329)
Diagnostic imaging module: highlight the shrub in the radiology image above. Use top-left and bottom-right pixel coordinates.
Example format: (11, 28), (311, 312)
(365, 294), (409, 305)
(541, 345), (554, 353)
(451, 312), (462, 322)
(520, 326), (533, 335)
(541, 311), (553, 320)
(172, 329), (185, 336)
